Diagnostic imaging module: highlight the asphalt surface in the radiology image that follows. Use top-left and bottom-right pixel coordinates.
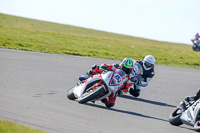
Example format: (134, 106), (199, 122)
(0, 48), (200, 133)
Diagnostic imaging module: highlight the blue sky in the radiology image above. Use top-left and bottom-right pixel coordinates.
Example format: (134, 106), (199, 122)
(0, 0), (200, 45)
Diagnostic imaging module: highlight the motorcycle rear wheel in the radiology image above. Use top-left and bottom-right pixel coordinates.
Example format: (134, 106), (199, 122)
(78, 85), (105, 104)
(169, 107), (183, 126)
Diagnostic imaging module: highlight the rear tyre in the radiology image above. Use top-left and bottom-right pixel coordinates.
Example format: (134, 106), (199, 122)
(78, 86), (105, 104)
(194, 120), (200, 132)
(67, 87), (76, 100)
(169, 107), (183, 126)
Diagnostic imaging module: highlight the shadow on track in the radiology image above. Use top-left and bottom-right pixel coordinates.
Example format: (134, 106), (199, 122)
(119, 95), (176, 108)
(85, 102), (168, 123)
(179, 126), (194, 132)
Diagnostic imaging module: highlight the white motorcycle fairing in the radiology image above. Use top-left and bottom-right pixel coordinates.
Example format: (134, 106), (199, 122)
(180, 99), (200, 126)
(169, 98), (200, 132)
(73, 69), (128, 102)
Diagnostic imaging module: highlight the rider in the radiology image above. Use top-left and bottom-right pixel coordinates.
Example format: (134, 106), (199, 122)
(119, 55), (155, 97)
(191, 33), (200, 47)
(185, 89), (200, 102)
(179, 89), (200, 111)
(78, 58), (135, 108)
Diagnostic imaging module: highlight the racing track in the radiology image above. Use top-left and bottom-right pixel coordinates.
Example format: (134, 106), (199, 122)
(0, 48), (200, 133)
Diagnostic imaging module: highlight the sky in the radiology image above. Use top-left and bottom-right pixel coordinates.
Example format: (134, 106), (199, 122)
(0, 0), (200, 45)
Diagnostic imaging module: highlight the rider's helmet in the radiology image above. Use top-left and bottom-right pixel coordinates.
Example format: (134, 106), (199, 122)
(119, 58), (134, 74)
(143, 55), (155, 71)
(196, 33), (199, 40)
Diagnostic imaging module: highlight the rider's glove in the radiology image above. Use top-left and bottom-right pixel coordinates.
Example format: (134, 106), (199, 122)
(100, 65), (112, 71)
(130, 76), (141, 85)
(114, 64), (119, 68)
(130, 77), (136, 83)
(136, 80), (142, 86)
(185, 96), (195, 102)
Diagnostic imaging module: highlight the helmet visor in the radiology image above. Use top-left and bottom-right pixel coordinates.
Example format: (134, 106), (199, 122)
(144, 62), (153, 69)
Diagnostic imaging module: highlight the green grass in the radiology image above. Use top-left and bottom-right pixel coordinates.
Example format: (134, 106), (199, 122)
(0, 120), (47, 133)
(0, 13), (200, 68)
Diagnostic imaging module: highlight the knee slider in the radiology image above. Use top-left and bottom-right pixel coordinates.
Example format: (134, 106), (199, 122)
(106, 103), (114, 108)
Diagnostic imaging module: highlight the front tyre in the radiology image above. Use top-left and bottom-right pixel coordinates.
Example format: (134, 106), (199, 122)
(169, 107), (183, 126)
(194, 120), (200, 132)
(78, 86), (105, 104)
(67, 87), (76, 100)
(193, 44), (200, 52)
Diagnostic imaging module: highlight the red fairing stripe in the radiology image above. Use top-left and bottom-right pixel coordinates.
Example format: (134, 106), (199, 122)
(108, 69), (125, 87)
(103, 64), (113, 70)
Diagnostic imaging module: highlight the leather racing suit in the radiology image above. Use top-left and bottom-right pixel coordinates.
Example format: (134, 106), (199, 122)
(121, 60), (155, 97)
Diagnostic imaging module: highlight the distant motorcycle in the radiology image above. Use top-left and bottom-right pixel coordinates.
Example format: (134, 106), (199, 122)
(192, 39), (200, 52)
(67, 61), (143, 105)
(169, 99), (200, 132)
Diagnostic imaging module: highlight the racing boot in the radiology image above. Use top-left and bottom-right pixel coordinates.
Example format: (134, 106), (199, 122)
(101, 98), (108, 104)
(129, 87), (140, 97)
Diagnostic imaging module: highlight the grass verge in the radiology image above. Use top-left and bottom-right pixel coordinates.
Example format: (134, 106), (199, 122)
(0, 13), (199, 68)
(0, 120), (47, 133)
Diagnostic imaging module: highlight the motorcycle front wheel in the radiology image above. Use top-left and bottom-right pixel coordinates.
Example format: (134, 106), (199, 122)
(67, 87), (77, 100)
(194, 120), (200, 132)
(78, 85), (105, 104)
(193, 44), (200, 52)
(169, 107), (183, 126)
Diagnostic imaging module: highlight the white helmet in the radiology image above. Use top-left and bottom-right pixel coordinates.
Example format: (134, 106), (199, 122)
(143, 55), (155, 70)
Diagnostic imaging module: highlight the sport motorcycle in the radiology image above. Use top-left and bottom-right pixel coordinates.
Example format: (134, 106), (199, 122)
(67, 61), (143, 105)
(192, 39), (200, 52)
(169, 99), (200, 132)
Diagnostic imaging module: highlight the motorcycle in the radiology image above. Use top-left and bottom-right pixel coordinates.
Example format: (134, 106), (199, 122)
(67, 61), (143, 105)
(192, 39), (200, 52)
(169, 99), (200, 132)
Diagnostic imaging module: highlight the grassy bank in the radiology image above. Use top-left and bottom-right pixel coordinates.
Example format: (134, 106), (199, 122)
(0, 13), (199, 68)
(0, 120), (46, 133)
